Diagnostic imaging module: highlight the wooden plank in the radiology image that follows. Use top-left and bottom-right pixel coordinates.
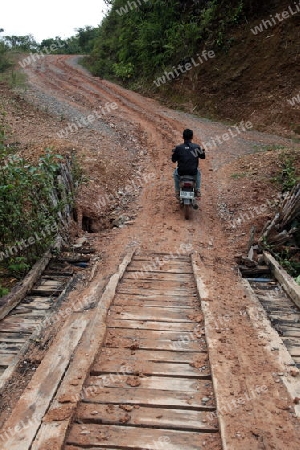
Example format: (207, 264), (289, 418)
(66, 424), (219, 449)
(0, 343), (23, 352)
(27, 423), (69, 450)
(123, 272), (193, 282)
(91, 359), (210, 378)
(119, 277), (194, 287)
(282, 331), (300, 338)
(258, 301), (296, 312)
(105, 328), (202, 342)
(30, 287), (63, 296)
(280, 327), (300, 337)
(108, 319), (200, 331)
(15, 304), (51, 311)
(0, 353), (17, 366)
(66, 448), (120, 450)
(104, 335), (204, 352)
(30, 249), (136, 450)
(265, 306), (299, 314)
(0, 317), (88, 450)
(113, 298), (195, 309)
(113, 293), (197, 308)
(258, 295), (295, 305)
(88, 375), (205, 392)
(286, 347), (300, 357)
(117, 284), (195, 294)
(238, 266), (271, 277)
(43, 271), (73, 276)
(76, 404), (218, 432)
(264, 251), (300, 309)
(108, 307), (200, 323)
(2, 316), (40, 325)
(132, 254), (191, 260)
(98, 348), (206, 364)
(23, 296), (55, 303)
(110, 305), (194, 315)
(116, 292), (198, 302)
(83, 386), (215, 410)
(0, 334), (26, 343)
(10, 310), (48, 317)
(57, 255), (90, 263)
(0, 324), (37, 333)
(0, 249), (54, 320)
(127, 266), (192, 274)
(42, 274), (71, 279)
(39, 279), (64, 287)
(268, 313), (300, 321)
(282, 337), (300, 347)
(131, 259), (192, 267)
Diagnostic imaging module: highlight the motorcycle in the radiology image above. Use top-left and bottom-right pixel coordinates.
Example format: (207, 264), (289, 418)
(179, 175), (198, 220)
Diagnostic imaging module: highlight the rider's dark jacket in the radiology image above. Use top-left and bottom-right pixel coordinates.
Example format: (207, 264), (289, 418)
(172, 140), (205, 176)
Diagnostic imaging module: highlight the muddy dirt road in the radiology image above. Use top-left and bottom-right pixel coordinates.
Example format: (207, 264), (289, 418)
(1, 55), (300, 449)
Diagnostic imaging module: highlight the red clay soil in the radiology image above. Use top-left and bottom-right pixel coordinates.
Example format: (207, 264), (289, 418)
(0, 54), (300, 449)
(147, 0), (300, 140)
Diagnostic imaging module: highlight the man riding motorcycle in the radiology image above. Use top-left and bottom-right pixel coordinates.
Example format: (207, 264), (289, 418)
(172, 129), (205, 199)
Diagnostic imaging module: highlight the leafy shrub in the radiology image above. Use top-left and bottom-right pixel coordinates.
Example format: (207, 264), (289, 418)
(0, 285), (9, 298)
(0, 41), (11, 72)
(0, 143), (71, 276)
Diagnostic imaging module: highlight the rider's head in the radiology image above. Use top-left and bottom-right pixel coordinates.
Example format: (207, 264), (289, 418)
(183, 129), (193, 141)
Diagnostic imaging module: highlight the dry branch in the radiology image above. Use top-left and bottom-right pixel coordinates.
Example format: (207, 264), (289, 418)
(259, 183), (300, 250)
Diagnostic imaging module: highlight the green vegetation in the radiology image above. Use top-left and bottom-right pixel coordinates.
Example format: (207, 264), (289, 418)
(82, 0), (274, 84)
(0, 148), (64, 277)
(0, 26), (99, 69)
(276, 250), (300, 279)
(0, 115), (75, 287)
(0, 285), (9, 297)
(271, 152), (300, 192)
(0, 39), (11, 72)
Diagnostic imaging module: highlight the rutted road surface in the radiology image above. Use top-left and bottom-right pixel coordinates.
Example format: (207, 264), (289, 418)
(1, 55), (300, 449)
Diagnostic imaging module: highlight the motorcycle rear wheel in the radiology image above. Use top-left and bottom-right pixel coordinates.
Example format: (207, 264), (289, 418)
(184, 203), (190, 220)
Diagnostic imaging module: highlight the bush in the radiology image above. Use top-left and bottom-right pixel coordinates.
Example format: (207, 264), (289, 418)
(0, 41), (11, 72)
(0, 146), (69, 277)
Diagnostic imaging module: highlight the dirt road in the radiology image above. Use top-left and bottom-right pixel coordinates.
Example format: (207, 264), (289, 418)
(2, 55), (300, 448)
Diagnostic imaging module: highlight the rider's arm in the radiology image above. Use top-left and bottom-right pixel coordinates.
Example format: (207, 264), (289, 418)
(172, 147), (178, 163)
(197, 146), (205, 159)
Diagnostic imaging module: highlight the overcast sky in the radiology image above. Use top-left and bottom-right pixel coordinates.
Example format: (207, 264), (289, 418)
(2, 0), (109, 43)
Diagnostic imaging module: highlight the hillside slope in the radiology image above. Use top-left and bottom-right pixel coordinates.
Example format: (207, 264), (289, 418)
(149, 3), (300, 138)
(86, 0), (300, 138)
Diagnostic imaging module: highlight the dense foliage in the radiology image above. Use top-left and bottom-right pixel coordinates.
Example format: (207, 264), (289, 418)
(0, 41), (10, 72)
(0, 118), (70, 280)
(84, 0), (278, 81)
